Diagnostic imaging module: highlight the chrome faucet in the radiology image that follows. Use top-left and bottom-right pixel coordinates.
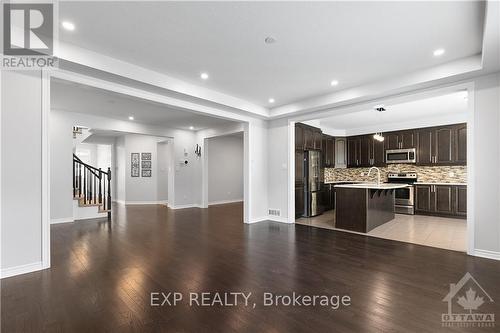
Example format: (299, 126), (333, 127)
(368, 167), (381, 186)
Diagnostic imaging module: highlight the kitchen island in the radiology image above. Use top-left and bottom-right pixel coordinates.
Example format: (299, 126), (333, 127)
(334, 183), (408, 233)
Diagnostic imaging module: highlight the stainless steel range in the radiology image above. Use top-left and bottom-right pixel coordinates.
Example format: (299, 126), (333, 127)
(387, 172), (417, 215)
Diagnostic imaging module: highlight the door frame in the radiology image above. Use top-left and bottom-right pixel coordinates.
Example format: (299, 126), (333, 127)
(287, 81), (475, 255)
(41, 69), (251, 270)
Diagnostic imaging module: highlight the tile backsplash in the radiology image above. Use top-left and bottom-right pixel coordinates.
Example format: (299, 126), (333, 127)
(324, 164), (467, 183)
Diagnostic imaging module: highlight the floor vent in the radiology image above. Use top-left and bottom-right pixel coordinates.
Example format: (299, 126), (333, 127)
(268, 209), (281, 216)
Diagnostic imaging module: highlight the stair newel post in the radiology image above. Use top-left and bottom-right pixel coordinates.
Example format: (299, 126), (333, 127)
(107, 167), (112, 219)
(98, 168), (102, 205)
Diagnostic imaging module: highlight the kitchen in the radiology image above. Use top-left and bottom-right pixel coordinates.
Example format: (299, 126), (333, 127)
(295, 90), (468, 252)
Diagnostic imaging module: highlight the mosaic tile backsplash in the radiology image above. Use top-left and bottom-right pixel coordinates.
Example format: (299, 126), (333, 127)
(324, 164), (467, 183)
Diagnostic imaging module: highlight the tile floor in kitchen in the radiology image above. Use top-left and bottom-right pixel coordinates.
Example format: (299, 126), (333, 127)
(295, 210), (466, 252)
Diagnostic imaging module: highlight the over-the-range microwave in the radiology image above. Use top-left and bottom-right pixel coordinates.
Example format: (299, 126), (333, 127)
(385, 148), (416, 164)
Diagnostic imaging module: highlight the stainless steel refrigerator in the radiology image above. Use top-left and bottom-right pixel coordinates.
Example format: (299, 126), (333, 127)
(303, 150), (323, 217)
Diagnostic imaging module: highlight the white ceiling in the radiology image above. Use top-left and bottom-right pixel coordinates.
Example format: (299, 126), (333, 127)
(59, 1), (485, 107)
(315, 90), (468, 135)
(51, 79), (238, 131)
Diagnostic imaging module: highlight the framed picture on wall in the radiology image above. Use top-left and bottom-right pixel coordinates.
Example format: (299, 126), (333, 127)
(142, 160), (152, 169)
(131, 153), (140, 177)
(141, 152), (152, 161)
(142, 169), (152, 177)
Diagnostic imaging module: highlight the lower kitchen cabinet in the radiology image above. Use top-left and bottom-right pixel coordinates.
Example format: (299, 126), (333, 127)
(415, 184), (466, 218)
(322, 184), (335, 211)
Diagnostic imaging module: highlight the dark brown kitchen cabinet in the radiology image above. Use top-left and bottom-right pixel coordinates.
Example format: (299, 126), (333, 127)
(347, 137), (360, 167)
(313, 130), (322, 150)
(385, 130), (415, 150)
(322, 135), (335, 167)
(295, 150), (304, 186)
(415, 184), (466, 218)
(385, 133), (400, 150)
(416, 128), (434, 165)
(416, 123), (466, 166)
(372, 138), (386, 166)
(455, 186), (467, 217)
(295, 124), (304, 150)
(434, 185), (454, 214)
(455, 124), (467, 164)
(435, 127), (454, 164)
(359, 136), (371, 166)
(415, 185), (432, 213)
(303, 126), (314, 149)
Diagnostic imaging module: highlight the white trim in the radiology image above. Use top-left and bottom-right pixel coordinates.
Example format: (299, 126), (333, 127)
(208, 199), (243, 206)
(1, 262), (44, 279)
(41, 70), (51, 270)
(248, 216), (269, 224)
(125, 200), (168, 205)
(51, 217), (74, 224)
(268, 216), (292, 224)
(288, 120), (296, 223)
(473, 249), (500, 261)
(466, 82), (475, 255)
(113, 199), (126, 205)
(170, 203), (203, 210)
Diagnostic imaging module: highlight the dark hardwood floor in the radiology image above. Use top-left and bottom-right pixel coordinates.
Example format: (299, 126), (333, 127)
(2, 202), (500, 332)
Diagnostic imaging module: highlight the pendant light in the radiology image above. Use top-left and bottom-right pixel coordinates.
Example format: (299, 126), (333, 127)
(373, 105), (386, 142)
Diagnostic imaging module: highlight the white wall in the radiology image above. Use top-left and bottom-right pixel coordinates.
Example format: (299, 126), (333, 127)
(207, 133), (244, 204)
(157, 141), (169, 202)
(1, 71), (43, 273)
(50, 109), (74, 222)
(115, 136), (126, 202)
(473, 73), (500, 254)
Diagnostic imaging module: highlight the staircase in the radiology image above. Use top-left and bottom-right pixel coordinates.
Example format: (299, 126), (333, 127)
(73, 154), (112, 220)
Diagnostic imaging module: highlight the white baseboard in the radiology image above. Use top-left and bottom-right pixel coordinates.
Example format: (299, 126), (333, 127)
(473, 249), (500, 261)
(170, 203), (202, 210)
(51, 217), (75, 224)
(113, 199), (125, 205)
(267, 216), (292, 223)
(125, 200), (168, 205)
(1, 261), (44, 279)
(247, 216), (269, 224)
(208, 199), (243, 206)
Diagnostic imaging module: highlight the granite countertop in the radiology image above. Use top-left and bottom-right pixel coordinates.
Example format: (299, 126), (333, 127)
(414, 182), (467, 186)
(324, 180), (364, 184)
(334, 183), (409, 189)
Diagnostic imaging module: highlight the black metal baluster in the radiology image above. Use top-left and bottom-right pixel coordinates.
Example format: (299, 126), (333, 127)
(78, 163), (82, 198)
(83, 167), (87, 204)
(99, 168), (102, 205)
(73, 159), (76, 197)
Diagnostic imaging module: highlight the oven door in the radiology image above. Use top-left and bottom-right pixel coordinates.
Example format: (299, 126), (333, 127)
(394, 186), (414, 206)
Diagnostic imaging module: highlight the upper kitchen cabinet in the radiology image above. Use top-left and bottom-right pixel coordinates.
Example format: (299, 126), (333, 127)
(347, 137), (360, 167)
(416, 128), (434, 165)
(322, 134), (335, 167)
(347, 135), (386, 167)
(455, 123), (467, 164)
(434, 127), (454, 164)
(295, 124), (305, 150)
(335, 138), (347, 168)
(371, 138), (386, 166)
(295, 123), (322, 150)
(385, 130), (415, 150)
(416, 123), (466, 166)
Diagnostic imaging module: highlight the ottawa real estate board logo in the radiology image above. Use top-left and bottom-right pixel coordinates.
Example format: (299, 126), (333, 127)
(2, 3), (58, 69)
(442, 272), (495, 328)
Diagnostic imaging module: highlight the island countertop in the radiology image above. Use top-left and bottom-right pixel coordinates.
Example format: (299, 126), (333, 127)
(334, 183), (409, 190)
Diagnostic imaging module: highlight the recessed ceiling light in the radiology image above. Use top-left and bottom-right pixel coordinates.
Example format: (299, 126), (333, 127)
(189, 126), (194, 130)
(330, 80), (339, 86)
(265, 36), (276, 44)
(128, 116), (134, 120)
(433, 48), (445, 57)
(200, 72), (209, 80)
(268, 98), (275, 104)
(62, 21), (75, 31)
